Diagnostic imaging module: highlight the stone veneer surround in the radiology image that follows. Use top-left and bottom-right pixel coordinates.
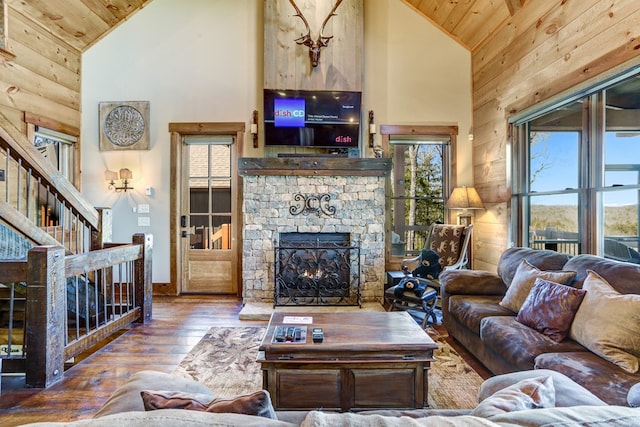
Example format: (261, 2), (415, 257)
(239, 158), (391, 305)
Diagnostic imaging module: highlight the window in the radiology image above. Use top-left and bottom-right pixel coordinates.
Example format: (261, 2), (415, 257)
(382, 126), (456, 257)
(511, 73), (640, 263)
(34, 127), (78, 185)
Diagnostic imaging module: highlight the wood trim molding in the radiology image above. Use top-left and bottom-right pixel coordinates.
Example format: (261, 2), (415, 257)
(168, 122), (245, 297)
(24, 112), (80, 136)
(168, 122), (245, 135)
(238, 157), (392, 176)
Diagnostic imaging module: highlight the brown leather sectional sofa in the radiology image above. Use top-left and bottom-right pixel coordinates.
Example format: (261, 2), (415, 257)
(440, 246), (640, 406)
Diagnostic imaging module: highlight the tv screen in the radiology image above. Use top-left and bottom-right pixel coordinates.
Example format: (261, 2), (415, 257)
(263, 89), (361, 147)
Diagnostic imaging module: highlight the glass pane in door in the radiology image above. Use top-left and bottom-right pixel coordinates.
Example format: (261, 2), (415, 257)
(187, 138), (232, 251)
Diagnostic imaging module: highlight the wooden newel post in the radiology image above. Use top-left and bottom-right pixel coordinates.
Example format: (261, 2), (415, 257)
(133, 233), (153, 323)
(25, 245), (66, 388)
(92, 208), (113, 250)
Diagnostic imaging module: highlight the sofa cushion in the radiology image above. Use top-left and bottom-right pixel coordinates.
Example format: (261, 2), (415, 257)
(25, 409), (297, 426)
(471, 376), (555, 418)
(569, 270), (640, 373)
(488, 405), (640, 427)
(478, 369), (606, 407)
(94, 370), (215, 417)
(563, 253), (640, 293)
(516, 278), (586, 342)
(299, 410), (500, 426)
(448, 295), (511, 335)
(141, 389), (277, 419)
(535, 351), (640, 406)
(499, 259), (576, 313)
(480, 316), (585, 371)
(496, 247), (572, 288)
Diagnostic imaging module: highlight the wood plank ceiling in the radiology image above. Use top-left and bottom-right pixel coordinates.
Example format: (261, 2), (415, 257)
(11, 0), (526, 53)
(401, 0), (527, 51)
(5, 0), (152, 52)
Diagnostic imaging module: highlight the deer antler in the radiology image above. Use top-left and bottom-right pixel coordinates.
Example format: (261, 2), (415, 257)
(288, 0), (313, 47)
(318, 0), (343, 47)
(288, 0), (344, 68)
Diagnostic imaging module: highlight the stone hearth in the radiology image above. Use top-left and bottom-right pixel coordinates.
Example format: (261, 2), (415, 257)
(239, 157), (391, 308)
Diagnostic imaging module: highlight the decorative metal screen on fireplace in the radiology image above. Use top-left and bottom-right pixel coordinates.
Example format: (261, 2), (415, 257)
(274, 233), (361, 307)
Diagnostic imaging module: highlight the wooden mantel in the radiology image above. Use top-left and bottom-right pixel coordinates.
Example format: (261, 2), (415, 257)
(238, 157), (392, 177)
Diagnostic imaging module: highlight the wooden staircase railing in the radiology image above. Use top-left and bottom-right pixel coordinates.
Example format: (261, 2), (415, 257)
(1, 112), (108, 255)
(0, 111), (149, 389)
(0, 233), (152, 388)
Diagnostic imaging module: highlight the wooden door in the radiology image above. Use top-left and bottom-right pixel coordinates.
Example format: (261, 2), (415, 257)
(170, 123), (243, 294)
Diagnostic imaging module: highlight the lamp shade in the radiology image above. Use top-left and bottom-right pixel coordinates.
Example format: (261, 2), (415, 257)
(446, 186), (484, 210)
(119, 168), (133, 180)
(104, 170), (118, 181)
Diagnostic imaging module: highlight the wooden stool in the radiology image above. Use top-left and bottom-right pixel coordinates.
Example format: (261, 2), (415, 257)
(384, 284), (438, 329)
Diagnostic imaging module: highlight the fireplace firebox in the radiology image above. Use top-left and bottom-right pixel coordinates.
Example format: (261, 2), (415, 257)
(274, 233), (361, 307)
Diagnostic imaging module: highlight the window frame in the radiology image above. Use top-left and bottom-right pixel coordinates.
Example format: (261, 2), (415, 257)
(380, 124), (458, 260)
(510, 71), (640, 261)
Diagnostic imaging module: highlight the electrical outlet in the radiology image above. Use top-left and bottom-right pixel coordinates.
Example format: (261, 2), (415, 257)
(138, 216), (150, 227)
(138, 203), (150, 213)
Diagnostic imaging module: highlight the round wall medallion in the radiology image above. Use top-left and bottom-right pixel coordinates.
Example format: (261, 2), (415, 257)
(104, 105), (146, 147)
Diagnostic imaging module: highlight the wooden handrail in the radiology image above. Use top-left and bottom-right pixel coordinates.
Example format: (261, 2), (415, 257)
(0, 200), (62, 248)
(0, 234), (152, 388)
(0, 112), (99, 230)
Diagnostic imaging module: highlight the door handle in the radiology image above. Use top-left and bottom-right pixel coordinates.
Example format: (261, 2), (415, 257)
(181, 215), (188, 228)
(182, 230), (188, 238)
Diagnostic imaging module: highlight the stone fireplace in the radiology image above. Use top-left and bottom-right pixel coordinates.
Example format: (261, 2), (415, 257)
(239, 157), (391, 306)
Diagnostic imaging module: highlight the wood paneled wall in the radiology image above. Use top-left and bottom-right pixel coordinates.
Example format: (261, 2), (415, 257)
(264, 0), (363, 91)
(0, 5), (81, 133)
(471, 0), (640, 271)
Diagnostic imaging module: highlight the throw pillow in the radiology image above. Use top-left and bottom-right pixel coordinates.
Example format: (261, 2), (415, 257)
(516, 278), (586, 342)
(628, 383), (640, 408)
(140, 390), (213, 411)
(499, 259), (576, 313)
(471, 376), (555, 418)
(141, 389), (278, 419)
(569, 270), (640, 374)
(427, 224), (465, 268)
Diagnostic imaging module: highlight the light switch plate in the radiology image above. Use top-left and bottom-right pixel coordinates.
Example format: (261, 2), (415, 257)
(138, 203), (150, 213)
(138, 216), (150, 227)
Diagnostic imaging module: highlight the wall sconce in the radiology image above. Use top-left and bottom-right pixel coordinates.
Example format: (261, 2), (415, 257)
(446, 186), (484, 226)
(368, 110), (376, 148)
(251, 110), (259, 148)
(105, 168), (134, 192)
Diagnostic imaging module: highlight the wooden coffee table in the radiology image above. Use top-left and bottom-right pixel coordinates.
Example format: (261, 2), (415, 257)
(257, 311), (437, 411)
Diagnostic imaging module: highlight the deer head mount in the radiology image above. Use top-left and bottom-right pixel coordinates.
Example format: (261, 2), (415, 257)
(288, 0), (344, 68)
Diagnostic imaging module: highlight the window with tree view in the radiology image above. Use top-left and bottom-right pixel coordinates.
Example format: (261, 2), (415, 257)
(512, 72), (640, 263)
(390, 138), (448, 257)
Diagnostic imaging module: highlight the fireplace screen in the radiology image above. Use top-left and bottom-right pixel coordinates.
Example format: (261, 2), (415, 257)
(274, 233), (361, 307)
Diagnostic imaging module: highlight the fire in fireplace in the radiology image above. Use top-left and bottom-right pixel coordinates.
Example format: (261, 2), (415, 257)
(274, 232), (361, 307)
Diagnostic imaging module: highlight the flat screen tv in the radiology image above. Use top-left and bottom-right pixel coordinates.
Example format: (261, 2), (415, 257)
(263, 89), (361, 148)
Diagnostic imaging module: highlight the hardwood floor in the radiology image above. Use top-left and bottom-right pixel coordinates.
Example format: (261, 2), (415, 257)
(0, 296), (490, 426)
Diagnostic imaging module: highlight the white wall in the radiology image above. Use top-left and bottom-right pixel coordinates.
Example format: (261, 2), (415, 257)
(364, 0), (473, 181)
(81, 0), (471, 285)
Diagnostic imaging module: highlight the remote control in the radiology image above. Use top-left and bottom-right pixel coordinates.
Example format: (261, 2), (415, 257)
(274, 326), (285, 342)
(312, 327), (324, 343)
(285, 327), (296, 341)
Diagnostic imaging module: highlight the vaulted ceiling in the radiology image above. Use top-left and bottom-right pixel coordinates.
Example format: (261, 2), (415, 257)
(402, 0), (527, 51)
(8, 0), (525, 53)
(5, 0), (152, 52)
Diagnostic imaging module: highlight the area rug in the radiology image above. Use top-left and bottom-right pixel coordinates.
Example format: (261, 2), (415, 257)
(172, 326), (484, 409)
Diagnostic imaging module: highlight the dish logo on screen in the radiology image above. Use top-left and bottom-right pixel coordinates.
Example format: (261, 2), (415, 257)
(274, 98), (305, 127)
